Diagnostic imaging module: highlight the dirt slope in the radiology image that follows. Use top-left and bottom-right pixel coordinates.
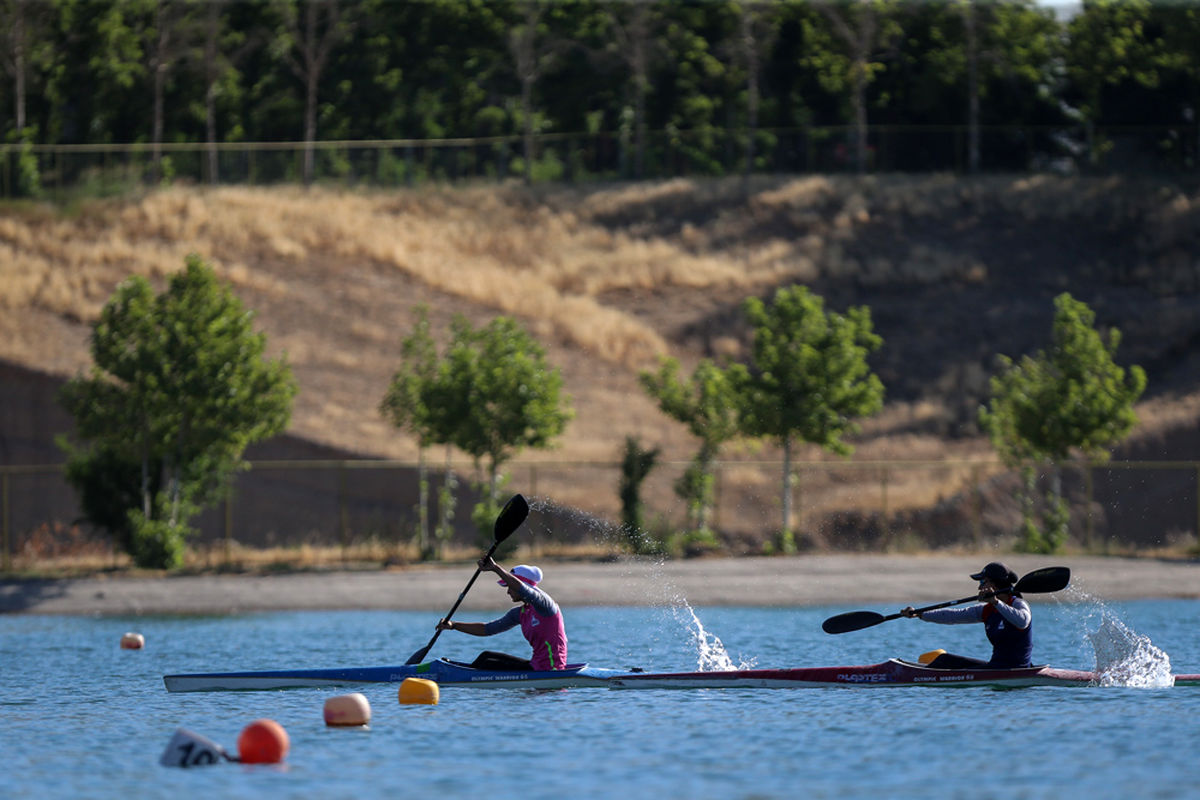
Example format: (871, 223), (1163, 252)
(3, 174), (1200, 551)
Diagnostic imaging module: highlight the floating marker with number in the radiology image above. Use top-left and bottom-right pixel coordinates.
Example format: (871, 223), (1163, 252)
(159, 728), (229, 768)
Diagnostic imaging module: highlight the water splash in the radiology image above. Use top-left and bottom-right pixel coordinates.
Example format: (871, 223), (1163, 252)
(1066, 586), (1174, 688)
(525, 496), (755, 671)
(666, 593), (757, 672)
(1087, 614), (1174, 688)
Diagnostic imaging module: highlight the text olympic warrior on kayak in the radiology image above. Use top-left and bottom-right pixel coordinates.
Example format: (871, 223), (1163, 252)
(900, 561), (1033, 670)
(436, 557), (568, 671)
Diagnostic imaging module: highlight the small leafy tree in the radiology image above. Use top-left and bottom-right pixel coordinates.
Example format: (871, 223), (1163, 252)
(979, 293), (1146, 553)
(430, 315), (572, 546)
(731, 286), (884, 552)
(640, 358), (740, 548)
(381, 305), (442, 559)
(58, 255), (296, 569)
(618, 434), (660, 553)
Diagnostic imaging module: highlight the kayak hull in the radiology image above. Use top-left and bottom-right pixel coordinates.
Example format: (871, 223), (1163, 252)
(610, 659), (1200, 689)
(163, 659), (625, 693)
(164, 657), (1200, 692)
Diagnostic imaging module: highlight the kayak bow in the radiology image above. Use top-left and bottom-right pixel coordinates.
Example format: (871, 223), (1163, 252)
(163, 658), (626, 693)
(609, 659), (1200, 689)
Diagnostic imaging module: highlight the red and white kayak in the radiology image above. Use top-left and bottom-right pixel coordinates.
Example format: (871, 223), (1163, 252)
(609, 658), (1200, 689)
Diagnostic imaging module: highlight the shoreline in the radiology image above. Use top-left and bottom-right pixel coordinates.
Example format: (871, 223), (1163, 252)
(2, 554), (1197, 615)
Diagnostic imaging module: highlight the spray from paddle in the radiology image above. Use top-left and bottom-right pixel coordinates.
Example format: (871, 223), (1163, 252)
(1065, 586), (1173, 688)
(525, 499), (755, 671)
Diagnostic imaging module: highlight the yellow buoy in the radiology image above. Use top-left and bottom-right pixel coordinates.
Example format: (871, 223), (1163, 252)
(398, 677), (439, 705)
(918, 649), (947, 665)
(324, 692), (372, 727)
(120, 632), (145, 650)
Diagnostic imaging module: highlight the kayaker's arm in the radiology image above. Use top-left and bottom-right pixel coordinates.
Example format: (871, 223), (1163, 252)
(902, 605), (984, 624)
(988, 595), (1032, 629)
(437, 619), (488, 636)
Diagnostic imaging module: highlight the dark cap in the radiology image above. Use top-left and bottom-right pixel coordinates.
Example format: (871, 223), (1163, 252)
(970, 561), (1016, 586)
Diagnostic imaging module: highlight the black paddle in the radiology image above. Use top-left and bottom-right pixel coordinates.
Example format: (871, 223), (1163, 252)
(820, 566), (1071, 635)
(404, 493), (531, 665)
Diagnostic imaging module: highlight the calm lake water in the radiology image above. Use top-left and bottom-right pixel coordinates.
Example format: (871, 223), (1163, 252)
(2, 591), (1198, 799)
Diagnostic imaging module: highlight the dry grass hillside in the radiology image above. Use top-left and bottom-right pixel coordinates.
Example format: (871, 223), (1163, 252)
(4, 174), (1200, 551)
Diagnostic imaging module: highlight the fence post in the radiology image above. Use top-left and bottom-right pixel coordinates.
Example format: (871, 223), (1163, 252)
(338, 462), (348, 562)
(224, 482), (234, 566)
(1084, 463), (1094, 551)
(2, 471), (10, 572)
(879, 466), (890, 549)
(1195, 466), (1200, 548)
(971, 465), (983, 546)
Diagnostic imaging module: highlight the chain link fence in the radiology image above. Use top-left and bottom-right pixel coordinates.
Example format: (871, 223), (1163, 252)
(3, 457), (1198, 571)
(3, 124), (1197, 199)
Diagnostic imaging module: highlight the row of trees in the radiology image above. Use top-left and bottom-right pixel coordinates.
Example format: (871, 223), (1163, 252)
(4, 0), (1200, 192)
(58, 257), (1144, 568)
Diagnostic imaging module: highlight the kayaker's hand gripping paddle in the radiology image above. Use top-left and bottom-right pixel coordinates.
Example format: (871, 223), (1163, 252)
(820, 566), (1071, 635)
(405, 493), (530, 665)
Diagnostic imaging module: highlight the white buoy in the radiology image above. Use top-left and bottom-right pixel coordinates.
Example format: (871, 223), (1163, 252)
(120, 632), (145, 650)
(324, 692), (371, 726)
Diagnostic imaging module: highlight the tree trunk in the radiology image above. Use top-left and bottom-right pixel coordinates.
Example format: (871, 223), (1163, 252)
(204, 1), (220, 184)
(965, 0), (980, 174)
(521, 73), (534, 185)
(741, 7), (759, 185)
(12, 0), (26, 133)
(151, 0), (170, 185)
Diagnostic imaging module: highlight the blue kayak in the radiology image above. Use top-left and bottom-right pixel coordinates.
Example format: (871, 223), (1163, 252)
(163, 658), (629, 692)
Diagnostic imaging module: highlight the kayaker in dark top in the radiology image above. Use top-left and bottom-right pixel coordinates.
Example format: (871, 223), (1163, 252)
(900, 561), (1033, 669)
(436, 557), (568, 671)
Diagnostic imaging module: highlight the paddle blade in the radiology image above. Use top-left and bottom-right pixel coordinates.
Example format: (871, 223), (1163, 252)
(1014, 566), (1070, 594)
(493, 493), (530, 544)
(405, 643), (432, 666)
(822, 610), (886, 635)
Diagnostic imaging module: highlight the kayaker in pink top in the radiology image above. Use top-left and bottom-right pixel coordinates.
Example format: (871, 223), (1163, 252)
(436, 557), (568, 671)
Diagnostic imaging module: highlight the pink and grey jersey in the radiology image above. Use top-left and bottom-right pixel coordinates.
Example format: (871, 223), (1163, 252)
(483, 582), (568, 670)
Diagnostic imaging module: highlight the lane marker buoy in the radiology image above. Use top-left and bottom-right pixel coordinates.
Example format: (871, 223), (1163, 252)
(398, 677), (439, 705)
(159, 727), (229, 768)
(120, 632), (145, 649)
(237, 719), (289, 764)
(324, 692), (371, 726)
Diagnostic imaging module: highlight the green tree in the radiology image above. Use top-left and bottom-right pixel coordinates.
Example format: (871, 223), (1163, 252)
(58, 254), (296, 568)
(732, 286), (884, 552)
(618, 434), (659, 553)
(979, 293), (1146, 553)
(431, 314), (572, 542)
(640, 357), (741, 547)
(806, 0), (904, 173)
(1064, 0), (1163, 166)
(381, 305), (443, 559)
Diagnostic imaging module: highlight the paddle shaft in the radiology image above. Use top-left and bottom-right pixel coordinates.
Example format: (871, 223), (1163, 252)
(405, 493), (530, 665)
(821, 566), (1070, 634)
(404, 539), (502, 665)
(874, 590), (1006, 626)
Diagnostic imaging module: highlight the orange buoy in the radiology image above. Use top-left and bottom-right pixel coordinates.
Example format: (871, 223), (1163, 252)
(398, 677), (439, 705)
(120, 632), (145, 650)
(324, 692), (371, 727)
(237, 719), (289, 764)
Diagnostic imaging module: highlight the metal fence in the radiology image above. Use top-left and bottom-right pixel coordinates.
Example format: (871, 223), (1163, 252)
(2, 124), (1196, 199)
(3, 457), (1198, 571)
